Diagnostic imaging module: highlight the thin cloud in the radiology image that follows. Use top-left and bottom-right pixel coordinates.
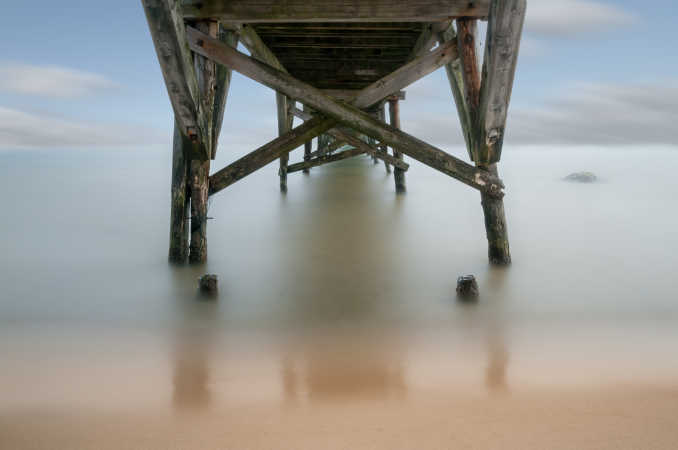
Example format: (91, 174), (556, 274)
(0, 63), (119, 98)
(526, 0), (636, 36)
(507, 81), (678, 146)
(0, 107), (163, 149)
(404, 80), (678, 148)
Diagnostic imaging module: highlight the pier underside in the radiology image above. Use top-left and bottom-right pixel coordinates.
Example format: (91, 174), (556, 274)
(142, 0), (526, 266)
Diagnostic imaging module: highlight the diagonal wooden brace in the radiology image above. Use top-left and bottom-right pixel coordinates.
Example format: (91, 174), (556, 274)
(188, 27), (504, 197)
(142, 0), (210, 159)
(209, 116), (335, 195)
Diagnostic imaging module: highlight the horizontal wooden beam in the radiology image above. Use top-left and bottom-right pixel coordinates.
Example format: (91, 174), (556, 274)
(188, 26), (500, 195)
(322, 89), (405, 102)
(208, 116), (335, 195)
(182, 0), (490, 22)
(287, 147), (365, 173)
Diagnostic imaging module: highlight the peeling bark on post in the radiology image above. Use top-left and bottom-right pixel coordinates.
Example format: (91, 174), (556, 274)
(169, 121), (191, 263)
(479, 164), (511, 265)
(388, 98), (406, 193)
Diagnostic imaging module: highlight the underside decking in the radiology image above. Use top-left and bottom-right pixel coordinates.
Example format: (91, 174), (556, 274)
(251, 22), (424, 90)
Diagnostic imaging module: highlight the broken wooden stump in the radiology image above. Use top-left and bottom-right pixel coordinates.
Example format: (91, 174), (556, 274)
(198, 274), (218, 295)
(456, 275), (479, 300)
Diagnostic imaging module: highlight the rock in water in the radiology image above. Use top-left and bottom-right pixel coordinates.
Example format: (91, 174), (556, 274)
(564, 171), (597, 183)
(456, 275), (479, 300)
(198, 274), (218, 295)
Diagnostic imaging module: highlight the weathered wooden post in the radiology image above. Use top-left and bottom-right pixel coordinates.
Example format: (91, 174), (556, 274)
(169, 121), (191, 263)
(388, 98), (406, 193)
(277, 93), (293, 191)
(188, 20), (218, 264)
(303, 104), (312, 173)
(376, 104), (391, 173)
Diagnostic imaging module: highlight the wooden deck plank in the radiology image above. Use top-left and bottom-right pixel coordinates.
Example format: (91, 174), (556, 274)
(182, 0), (490, 22)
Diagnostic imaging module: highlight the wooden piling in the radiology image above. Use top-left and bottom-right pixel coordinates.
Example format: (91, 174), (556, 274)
(189, 159), (210, 263)
(388, 98), (406, 193)
(479, 164), (510, 265)
(169, 121), (191, 263)
(377, 105), (391, 173)
(277, 93), (292, 191)
(303, 104), (312, 173)
(188, 21), (217, 264)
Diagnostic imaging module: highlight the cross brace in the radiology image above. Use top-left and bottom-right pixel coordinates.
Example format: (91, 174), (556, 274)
(188, 27), (504, 198)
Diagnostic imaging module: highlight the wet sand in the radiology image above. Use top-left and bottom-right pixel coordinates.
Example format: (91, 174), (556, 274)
(3, 387), (678, 450)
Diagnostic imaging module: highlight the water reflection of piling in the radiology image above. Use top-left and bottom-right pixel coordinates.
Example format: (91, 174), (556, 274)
(170, 268), (219, 411)
(276, 163), (408, 403)
(484, 266), (509, 393)
(281, 333), (406, 403)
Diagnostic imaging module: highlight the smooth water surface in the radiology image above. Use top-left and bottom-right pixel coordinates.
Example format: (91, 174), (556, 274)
(1, 147), (677, 449)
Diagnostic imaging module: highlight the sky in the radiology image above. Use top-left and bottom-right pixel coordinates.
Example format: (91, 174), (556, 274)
(0, 0), (676, 156)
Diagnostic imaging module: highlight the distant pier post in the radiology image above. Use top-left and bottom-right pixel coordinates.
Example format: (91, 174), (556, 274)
(277, 93), (292, 191)
(388, 98), (406, 193)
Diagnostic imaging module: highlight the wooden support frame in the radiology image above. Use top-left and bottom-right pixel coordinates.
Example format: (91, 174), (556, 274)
(209, 117), (336, 195)
(287, 147), (366, 173)
(437, 0), (524, 265)
(188, 27), (503, 196)
(289, 106), (409, 171)
(181, 1), (492, 22)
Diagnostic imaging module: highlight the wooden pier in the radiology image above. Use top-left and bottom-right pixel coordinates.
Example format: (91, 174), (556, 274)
(142, 0), (526, 266)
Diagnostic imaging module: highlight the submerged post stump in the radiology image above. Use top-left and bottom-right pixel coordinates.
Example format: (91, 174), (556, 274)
(456, 275), (479, 300)
(198, 274), (218, 295)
